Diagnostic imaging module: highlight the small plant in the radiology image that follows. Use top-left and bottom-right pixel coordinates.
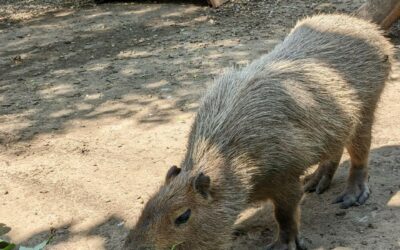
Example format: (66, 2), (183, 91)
(170, 242), (183, 250)
(0, 225), (55, 250)
(0, 240), (16, 250)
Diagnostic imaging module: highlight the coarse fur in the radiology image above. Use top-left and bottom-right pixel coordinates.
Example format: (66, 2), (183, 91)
(125, 14), (393, 250)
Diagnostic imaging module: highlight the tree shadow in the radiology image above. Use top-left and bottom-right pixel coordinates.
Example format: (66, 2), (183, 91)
(95, 0), (207, 5)
(0, 223), (13, 244)
(7, 215), (128, 250)
(2, 0), (338, 147)
(0, 2), (214, 145)
(0, 223), (12, 236)
(2, 0), (398, 148)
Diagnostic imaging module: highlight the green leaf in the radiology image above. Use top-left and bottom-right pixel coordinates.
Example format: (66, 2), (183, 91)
(2, 244), (16, 250)
(0, 240), (16, 250)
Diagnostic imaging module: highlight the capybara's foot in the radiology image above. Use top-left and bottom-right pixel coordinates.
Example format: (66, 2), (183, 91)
(304, 170), (333, 194)
(295, 236), (307, 250)
(266, 241), (293, 250)
(333, 175), (370, 209)
(266, 237), (306, 250)
(304, 160), (341, 194)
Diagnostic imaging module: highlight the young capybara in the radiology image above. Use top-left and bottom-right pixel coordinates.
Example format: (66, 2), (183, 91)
(124, 14), (393, 250)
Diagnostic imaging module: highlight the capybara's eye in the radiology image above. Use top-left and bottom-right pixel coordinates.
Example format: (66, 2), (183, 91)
(175, 209), (191, 225)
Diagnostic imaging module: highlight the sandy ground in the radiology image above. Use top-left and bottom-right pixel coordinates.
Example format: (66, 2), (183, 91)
(0, 0), (399, 249)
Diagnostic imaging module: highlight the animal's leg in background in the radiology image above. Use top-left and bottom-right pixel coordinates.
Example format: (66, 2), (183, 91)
(267, 180), (306, 250)
(304, 148), (344, 194)
(356, 0), (400, 30)
(335, 118), (373, 209)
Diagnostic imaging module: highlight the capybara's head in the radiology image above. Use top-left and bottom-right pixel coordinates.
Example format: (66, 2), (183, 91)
(124, 165), (231, 250)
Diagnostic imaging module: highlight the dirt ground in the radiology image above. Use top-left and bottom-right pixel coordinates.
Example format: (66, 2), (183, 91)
(0, 0), (399, 249)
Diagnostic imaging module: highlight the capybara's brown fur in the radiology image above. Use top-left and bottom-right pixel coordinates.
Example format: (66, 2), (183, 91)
(124, 14), (393, 250)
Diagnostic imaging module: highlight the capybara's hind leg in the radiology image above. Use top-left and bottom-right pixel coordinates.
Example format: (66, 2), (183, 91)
(304, 148), (344, 194)
(334, 120), (372, 209)
(267, 181), (306, 250)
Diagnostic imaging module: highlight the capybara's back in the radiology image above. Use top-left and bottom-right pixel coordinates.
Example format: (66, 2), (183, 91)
(192, 14), (393, 172)
(125, 14), (393, 250)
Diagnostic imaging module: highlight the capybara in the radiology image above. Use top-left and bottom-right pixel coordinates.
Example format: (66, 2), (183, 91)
(125, 14), (393, 250)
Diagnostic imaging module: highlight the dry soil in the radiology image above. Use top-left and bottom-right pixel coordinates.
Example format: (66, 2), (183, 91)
(0, 0), (399, 249)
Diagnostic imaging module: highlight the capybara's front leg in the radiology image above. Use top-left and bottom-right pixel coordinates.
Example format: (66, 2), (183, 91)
(268, 181), (306, 250)
(304, 148), (344, 194)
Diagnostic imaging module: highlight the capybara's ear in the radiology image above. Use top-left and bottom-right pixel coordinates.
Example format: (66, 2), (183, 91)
(165, 165), (181, 183)
(193, 172), (211, 198)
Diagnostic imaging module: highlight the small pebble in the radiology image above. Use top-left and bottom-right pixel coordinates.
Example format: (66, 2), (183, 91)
(335, 211), (346, 216)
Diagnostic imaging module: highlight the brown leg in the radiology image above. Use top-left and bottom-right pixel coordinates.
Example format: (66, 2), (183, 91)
(304, 148), (344, 194)
(334, 120), (372, 209)
(267, 181), (306, 250)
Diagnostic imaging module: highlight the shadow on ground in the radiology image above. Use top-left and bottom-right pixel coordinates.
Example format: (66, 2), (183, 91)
(0, 3), (209, 145)
(96, 0), (207, 5)
(9, 215), (127, 250)
(0, 0), (321, 146)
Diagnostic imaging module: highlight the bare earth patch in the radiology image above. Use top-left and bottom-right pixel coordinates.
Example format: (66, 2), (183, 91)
(0, 0), (399, 249)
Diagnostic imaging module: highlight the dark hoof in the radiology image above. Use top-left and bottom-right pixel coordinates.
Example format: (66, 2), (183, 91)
(333, 183), (370, 209)
(295, 237), (307, 250)
(266, 237), (307, 250)
(304, 172), (332, 194)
